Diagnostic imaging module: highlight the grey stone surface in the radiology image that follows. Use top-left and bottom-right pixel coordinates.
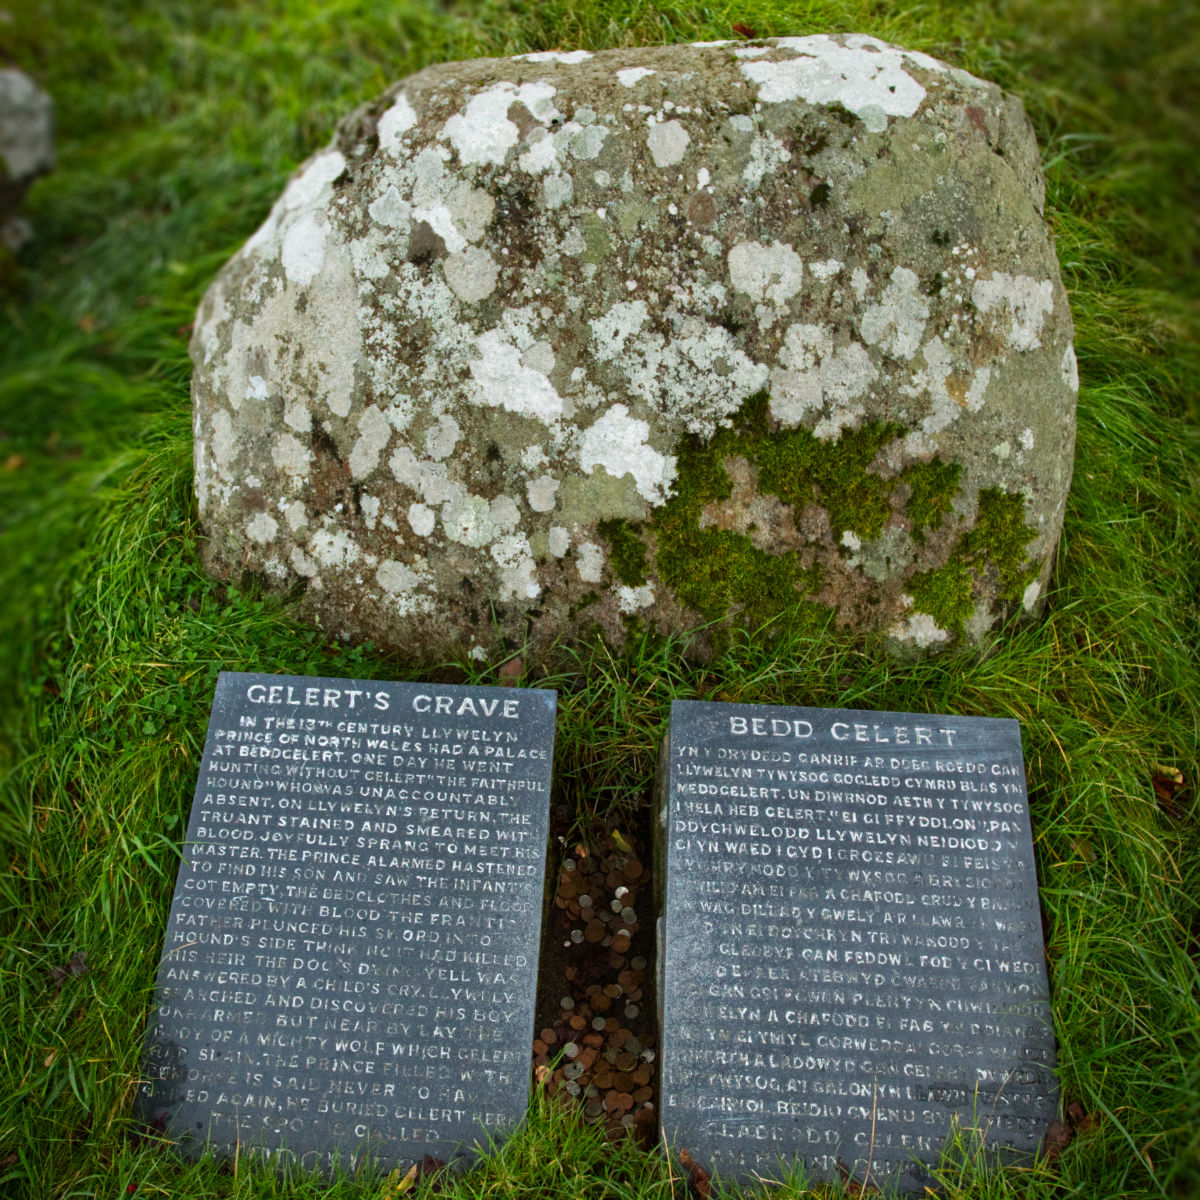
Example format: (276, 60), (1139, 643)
(192, 37), (1076, 661)
(0, 67), (54, 250)
(656, 699), (1057, 1191)
(137, 671), (554, 1173)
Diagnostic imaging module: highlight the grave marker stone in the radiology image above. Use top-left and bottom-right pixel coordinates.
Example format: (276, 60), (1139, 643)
(137, 672), (555, 1173)
(657, 700), (1057, 1192)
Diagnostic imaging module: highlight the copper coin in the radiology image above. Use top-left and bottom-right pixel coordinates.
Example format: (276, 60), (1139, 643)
(534, 1053), (550, 1068)
(613, 1071), (635, 1091)
(594, 1071), (614, 1090)
(609, 1027), (629, 1048)
(616, 1092), (634, 1113)
(634, 1086), (653, 1103)
(569, 1014), (587, 1031)
(585, 920), (605, 943)
(623, 860), (642, 881)
(533, 1039), (547, 1055)
(633, 1065), (651, 1085)
(611, 932), (631, 953)
(579, 1047), (597, 1069)
(583, 1032), (604, 1048)
(604, 983), (622, 998)
(631, 957), (647, 971)
(560, 879), (577, 899)
(616, 1052), (638, 1072)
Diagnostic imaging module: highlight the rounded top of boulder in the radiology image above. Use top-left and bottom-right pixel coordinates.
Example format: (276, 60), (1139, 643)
(192, 36), (1075, 662)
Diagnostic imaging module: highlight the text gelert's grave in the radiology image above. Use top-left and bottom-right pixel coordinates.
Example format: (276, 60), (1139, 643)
(657, 701), (1057, 1192)
(137, 672), (555, 1173)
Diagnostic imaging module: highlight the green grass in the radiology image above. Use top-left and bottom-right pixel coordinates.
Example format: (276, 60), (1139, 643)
(1, 1), (1197, 1198)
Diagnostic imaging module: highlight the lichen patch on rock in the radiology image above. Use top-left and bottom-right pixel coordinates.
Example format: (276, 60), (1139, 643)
(192, 36), (1076, 660)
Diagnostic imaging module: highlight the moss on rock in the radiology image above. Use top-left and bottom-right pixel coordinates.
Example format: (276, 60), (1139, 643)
(906, 561), (975, 634)
(965, 487), (1038, 600)
(598, 519), (649, 587)
(905, 486), (1038, 633)
(901, 458), (962, 542)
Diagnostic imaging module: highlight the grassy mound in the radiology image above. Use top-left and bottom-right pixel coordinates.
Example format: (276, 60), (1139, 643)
(1, 2), (1197, 1197)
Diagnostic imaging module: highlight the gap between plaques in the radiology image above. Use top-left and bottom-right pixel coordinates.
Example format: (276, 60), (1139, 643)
(531, 792), (660, 1144)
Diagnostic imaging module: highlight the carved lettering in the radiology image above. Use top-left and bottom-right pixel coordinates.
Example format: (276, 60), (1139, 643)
(137, 672), (554, 1172)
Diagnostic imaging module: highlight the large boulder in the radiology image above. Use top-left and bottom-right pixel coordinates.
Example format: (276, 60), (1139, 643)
(0, 68), (54, 251)
(192, 36), (1076, 660)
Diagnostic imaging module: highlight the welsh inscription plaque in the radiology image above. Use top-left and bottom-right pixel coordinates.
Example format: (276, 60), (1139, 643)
(657, 701), (1057, 1191)
(137, 672), (555, 1173)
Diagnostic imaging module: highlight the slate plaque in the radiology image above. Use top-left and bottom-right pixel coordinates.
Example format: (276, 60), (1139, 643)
(657, 701), (1057, 1192)
(137, 672), (555, 1173)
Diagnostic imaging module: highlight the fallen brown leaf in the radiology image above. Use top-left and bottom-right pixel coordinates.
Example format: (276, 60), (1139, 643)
(633, 1104), (657, 1149)
(1043, 1118), (1073, 1163)
(49, 950), (89, 988)
(1152, 767), (1188, 821)
(678, 1148), (711, 1199)
(732, 23), (759, 39)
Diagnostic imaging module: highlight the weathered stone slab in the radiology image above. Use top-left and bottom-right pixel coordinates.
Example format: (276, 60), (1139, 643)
(192, 36), (1076, 661)
(136, 672), (554, 1173)
(656, 699), (1057, 1191)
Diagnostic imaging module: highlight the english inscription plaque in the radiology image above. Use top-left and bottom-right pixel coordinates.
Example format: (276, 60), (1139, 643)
(137, 672), (555, 1173)
(657, 701), (1057, 1192)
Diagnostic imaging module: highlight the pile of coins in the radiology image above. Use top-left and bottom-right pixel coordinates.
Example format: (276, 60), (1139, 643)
(534, 832), (657, 1140)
